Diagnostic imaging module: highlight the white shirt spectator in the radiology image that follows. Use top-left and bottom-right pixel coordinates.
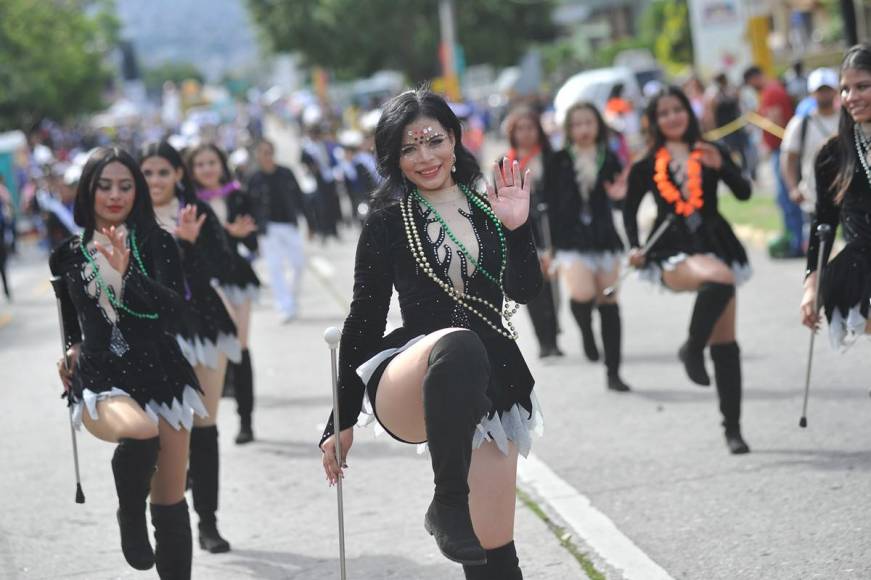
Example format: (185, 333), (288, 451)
(781, 110), (839, 211)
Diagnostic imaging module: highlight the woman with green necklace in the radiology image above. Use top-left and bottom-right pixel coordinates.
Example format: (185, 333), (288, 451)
(319, 89), (542, 579)
(545, 101), (631, 391)
(50, 147), (206, 578)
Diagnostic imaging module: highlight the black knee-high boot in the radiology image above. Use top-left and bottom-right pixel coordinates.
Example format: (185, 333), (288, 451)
(423, 331), (492, 566)
(527, 280), (562, 358)
(221, 359), (237, 398)
(570, 299), (599, 361)
(463, 541), (523, 579)
(112, 436), (160, 570)
(599, 303), (631, 392)
(151, 499), (192, 580)
(711, 342), (750, 454)
(189, 425), (230, 553)
(234, 349), (254, 444)
(679, 282), (735, 386)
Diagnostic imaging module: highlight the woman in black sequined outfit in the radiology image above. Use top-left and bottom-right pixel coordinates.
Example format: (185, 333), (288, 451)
(141, 141), (240, 553)
(545, 102), (631, 391)
(187, 143), (259, 446)
(319, 89), (543, 579)
(51, 147), (206, 578)
(801, 44), (871, 347)
(500, 105), (564, 359)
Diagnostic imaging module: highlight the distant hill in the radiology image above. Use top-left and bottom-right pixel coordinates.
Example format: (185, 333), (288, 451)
(115, 0), (260, 81)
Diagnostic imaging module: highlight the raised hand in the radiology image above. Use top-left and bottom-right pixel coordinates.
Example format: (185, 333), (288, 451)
(225, 215), (258, 238)
(696, 142), (723, 170)
(94, 226), (130, 274)
(176, 205), (207, 243)
(486, 158), (531, 231)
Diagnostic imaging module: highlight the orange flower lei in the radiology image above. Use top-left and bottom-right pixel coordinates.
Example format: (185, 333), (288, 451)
(653, 147), (704, 217)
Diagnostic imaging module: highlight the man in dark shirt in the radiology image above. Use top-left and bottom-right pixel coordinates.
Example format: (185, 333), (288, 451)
(249, 139), (308, 321)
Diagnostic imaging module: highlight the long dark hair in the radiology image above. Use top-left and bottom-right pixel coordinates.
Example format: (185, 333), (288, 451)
(562, 101), (609, 150)
(186, 143), (234, 189)
(139, 140), (197, 205)
(371, 88), (481, 208)
(74, 147), (156, 236)
(644, 85), (703, 155)
(832, 44), (871, 204)
(504, 105), (552, 156)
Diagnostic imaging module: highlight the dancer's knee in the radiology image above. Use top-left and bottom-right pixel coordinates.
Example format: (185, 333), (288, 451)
(427, 329), (489, 378)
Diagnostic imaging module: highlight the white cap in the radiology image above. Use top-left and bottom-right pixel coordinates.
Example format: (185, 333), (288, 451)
(808, 68), (839, 93)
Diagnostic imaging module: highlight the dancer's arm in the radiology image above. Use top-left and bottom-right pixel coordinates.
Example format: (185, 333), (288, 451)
(123, 227), (188, 319)
(805, 143), (841, 277)
(319, 211), (393, 447)
(49, 243), (83, 350)
(182, 202), (236, 282)
(710, 142), (752, 200)
(800, 142), (840, 329)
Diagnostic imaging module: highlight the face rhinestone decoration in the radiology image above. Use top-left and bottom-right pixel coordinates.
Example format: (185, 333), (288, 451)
(405, 126), (442, 146)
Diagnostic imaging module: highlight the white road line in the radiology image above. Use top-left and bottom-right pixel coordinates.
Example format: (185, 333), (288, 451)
(518, 453), (674, 580)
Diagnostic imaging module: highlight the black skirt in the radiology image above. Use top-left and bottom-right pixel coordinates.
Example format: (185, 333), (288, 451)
(176, 282), (242, 369)
(71, 337), (207, 431)
(640, 213), (752, 287)
(218, 253), (260, 306)
(820, 240), (871, 349)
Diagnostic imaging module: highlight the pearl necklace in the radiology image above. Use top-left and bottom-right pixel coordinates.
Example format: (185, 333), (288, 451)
(400, 187), (519, 340)
(79, 228), (158, 320)
(854, 124), (871, 189)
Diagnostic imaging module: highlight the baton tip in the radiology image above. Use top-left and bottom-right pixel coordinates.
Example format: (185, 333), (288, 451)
(75, 484), (85, 504)
(798, 417), (807, 428)
(324, 326), (342, 347)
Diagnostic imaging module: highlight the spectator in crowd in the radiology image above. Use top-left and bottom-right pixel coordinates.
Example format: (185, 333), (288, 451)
(781, 67), (841, 248)
(248, 139), (308, 322)
(744, 65), (802, 257)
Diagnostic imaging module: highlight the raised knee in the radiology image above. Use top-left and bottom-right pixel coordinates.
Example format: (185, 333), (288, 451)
(427, 329), (490, 382)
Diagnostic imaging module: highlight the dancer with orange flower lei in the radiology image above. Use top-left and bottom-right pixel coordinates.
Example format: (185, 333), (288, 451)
(624, 86), (753, 454)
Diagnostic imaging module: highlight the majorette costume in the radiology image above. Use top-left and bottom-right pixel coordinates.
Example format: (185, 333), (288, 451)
(809, 132), (871, 349)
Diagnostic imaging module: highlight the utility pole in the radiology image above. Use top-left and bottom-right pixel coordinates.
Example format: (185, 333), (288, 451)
(841, 0), (858, 46)
(438, 0), (461, 101)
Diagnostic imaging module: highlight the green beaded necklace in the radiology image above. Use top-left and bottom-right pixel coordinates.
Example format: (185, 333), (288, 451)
(401, 184), (519, 340)
(411, 184), (507, 286)
(79, 228), (159, 320)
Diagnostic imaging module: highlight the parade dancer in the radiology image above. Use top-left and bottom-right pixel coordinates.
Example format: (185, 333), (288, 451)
(142, 141), (244, 553)
(624, 86), (753, 454)
(187, 144), (259, 552)
(801, 44), (871, 348)
(319, 89), (543, 579)
(50, 147), (207, 578)
(501, 105), (563, 358)
(545, 102), (630, 390)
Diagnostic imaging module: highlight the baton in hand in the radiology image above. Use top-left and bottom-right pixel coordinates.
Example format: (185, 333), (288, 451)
(800, 223), (833, 429)
(50, 276), (85, 504)
(324, 327), (347, 579)
(604, 215), (675, 297)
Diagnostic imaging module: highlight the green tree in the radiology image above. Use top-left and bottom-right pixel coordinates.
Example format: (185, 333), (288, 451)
(0, 0), (119, 131)
(592, 0), (693, 73)
(246, 0), (557, 81)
